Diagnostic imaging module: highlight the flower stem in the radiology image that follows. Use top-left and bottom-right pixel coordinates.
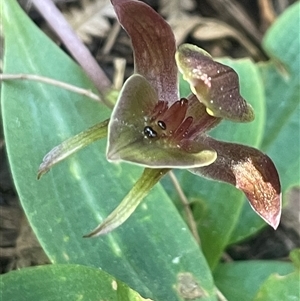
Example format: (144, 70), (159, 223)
(169, 171), (201, 245)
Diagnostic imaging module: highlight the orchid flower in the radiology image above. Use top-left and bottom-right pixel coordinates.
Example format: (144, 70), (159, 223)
(40, 0), (281, 237)
(96, 0), (281, 235)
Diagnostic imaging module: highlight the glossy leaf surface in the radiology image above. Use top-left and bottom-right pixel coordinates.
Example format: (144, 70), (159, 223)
(253, 271), (300, 301)
(214, 261), (295, 301)
(0, 264), (149, 301)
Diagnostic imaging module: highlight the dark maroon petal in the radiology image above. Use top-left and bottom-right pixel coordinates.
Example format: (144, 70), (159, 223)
(185, 94), (222, 138)
(112, 0), (178, 103)
(107, 74), (217, 168)
(190, 137), (281, 229)
(160, 99), (188, 132)
(176, 44), (254, 122)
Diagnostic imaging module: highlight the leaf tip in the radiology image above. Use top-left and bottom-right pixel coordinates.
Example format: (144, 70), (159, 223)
(83, 224), (107, 238)
(37, 164), (49, 180)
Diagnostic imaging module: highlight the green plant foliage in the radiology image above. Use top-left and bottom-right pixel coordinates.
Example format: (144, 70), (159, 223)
(253, 271), (300, 301)
(1, 1), (216, 300)
(229, 1), (300, 244)
(289, 248), (300, 270)
(0, 264), (150, 301)
(260, 2), (300, 189)
(214, 261), (296, 301)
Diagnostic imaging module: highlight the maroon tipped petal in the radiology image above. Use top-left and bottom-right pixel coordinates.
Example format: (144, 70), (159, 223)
(112, 0), (178, 103)
(190, 137), (282, 229)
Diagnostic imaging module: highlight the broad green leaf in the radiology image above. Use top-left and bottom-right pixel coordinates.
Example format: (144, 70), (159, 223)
(214, 261), (295, 301)
(261, 1), (300, 158)
(0, 264), (149, 301)
(289, 248), (300, 270)
(170, 59), (265, 269)
(1, 1), (217, 300)
(253, 271), (300, 301)
(179, 73), (191, 98)
(229, 2), (300, 245)
(228, 203), (269, 244)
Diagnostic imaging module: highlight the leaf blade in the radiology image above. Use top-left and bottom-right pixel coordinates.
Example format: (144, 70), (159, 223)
(214, 261), (295, 301)
(0, 264), (150, 301)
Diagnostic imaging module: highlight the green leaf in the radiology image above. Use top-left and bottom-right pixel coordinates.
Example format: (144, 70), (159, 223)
(227, 203), (268, 244)
(179, 73), (191, 98)
(253, 271), (300, 301)
(172, 59), (265, 269)
(1, 1), (217, 300)
(229, 2), (300, 245)
(0, 264), (149, 301)
(289, 248), (300, 270)
(214, 261), (295, 301)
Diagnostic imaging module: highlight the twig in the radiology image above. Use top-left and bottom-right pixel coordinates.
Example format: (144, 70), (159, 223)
(216, 287), (229, 301)
(113, 58), (126, 90)
(258, 0), (276, 31)
(209, 0), (263, 44)
(31, 0), (112, 104)
(168, 171), (201, 245)
(102, 20), (121, 55)
(0, 74), (101, 102)
(221, 252), (234, 263)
